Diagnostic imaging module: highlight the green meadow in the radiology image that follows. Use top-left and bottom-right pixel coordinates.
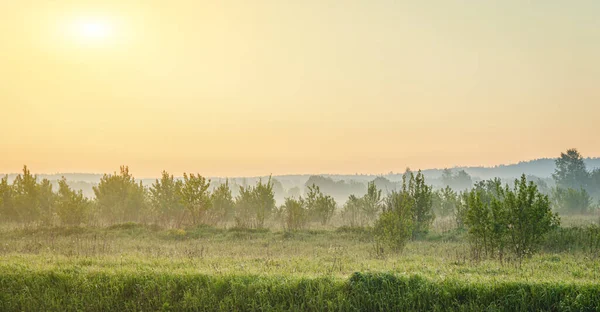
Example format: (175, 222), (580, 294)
(1, 219), (599, 311)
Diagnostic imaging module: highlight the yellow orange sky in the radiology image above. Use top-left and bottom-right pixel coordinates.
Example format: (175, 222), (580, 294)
(1, 1), (599, 177)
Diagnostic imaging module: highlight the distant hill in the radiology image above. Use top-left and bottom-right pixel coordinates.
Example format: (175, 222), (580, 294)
(3, 157), (600, 183)
(423, 158), (600, 180)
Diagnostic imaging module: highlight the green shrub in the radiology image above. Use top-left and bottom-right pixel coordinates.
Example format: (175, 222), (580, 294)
(56, 177), (90, 226)
(282, 197), (308, 231)
(304, 184), (336, 225)
(373, 188), (414, 254)
(234, 178), (276, 229)
(464, 175), (560, 261)
(341, 182), (383, 227)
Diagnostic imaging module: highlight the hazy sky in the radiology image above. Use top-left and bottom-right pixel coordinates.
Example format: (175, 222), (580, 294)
(1, 0), (599, 177)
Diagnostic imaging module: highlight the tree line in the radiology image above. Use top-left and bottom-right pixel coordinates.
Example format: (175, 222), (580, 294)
(0, 149), (597, 261)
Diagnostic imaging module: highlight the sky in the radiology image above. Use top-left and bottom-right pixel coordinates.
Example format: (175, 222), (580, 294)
(1, 0), (599, 178)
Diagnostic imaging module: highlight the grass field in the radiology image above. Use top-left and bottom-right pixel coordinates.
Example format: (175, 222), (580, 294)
(1, 218), (599, 311)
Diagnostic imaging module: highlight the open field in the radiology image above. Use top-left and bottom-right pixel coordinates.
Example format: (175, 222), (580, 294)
(1, 217), (599, 311)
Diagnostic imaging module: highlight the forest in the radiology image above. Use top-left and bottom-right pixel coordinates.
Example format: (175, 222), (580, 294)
(1, 149), (600, 311)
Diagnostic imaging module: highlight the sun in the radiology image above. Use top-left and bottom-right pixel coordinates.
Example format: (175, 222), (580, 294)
(70, 17), (114, 43)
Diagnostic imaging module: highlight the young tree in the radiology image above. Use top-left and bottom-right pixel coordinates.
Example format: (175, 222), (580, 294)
(282, 197), (307, 230)
(436, 186), (457, 217)
(56, 177), (90, 226)
(179, 173), (211, 225)
(0, 175), (16, 222)
(455, 192), (468, 229)
(464, 189), (491, 258)
(361, 181), (383, 225)
(411, 170), (434, 238)
(341, 182), (383, 227)
(373, 187), (414, 253)
(305, 184), (336, 225)
(341, 195), (362, 227)
(210, 180), (235, 224)
(12, 166), (39, 223)
(232, 179), (276, 229)
(504, 175), (559, 260)
(234, 185), (255, 228)
(37, 178), (56, 225)
(463, 175), (559, 261)
(253, 178), (276, 228)
(149, 171), (184, 225)
(93, 166), (148, 223)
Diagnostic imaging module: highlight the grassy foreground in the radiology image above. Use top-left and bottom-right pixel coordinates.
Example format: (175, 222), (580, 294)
(0, 223), (599, 311)
(1, 268), (599, 311)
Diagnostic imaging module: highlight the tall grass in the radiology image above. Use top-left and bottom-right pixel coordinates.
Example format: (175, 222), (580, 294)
(1, 270), (598, 311)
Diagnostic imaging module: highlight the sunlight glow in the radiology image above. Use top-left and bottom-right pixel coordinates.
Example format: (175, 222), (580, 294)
(71, 18), (113, 42)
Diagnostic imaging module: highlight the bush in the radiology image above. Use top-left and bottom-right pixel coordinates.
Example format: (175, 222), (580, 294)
(463, 175), (560, 261)
(179, 173), (212, 225)
(11, 166), (41, 223)
(149, 171), (184, 225)
(433, 186), (457, 218)
(281, 197), (308, 230)
(210, 180), (235, 224)
(373, 210), (412, 254)
(56, 177), (90, 226)
(93, 166), (148, 223)
(304, 184), (336, 225)
(372, 170), (435, 253)
(341, 195), (363, 227)
(341, 182), (383, 227)
(0, 175), (15, 222)
(373, 188), (414, 254)
(234, 178), (276, 229)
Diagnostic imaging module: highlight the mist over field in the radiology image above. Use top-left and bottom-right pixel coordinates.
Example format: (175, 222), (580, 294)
(3, 157), (600, 205)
